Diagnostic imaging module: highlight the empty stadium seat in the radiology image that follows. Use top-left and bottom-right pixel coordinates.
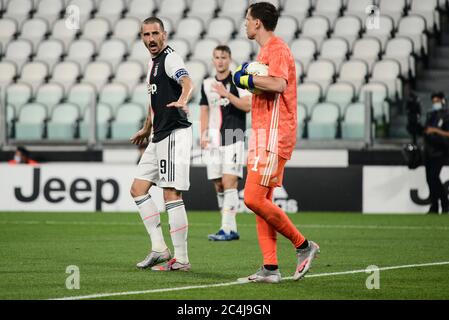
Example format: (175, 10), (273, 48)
(0, 18), (17, 49)
(341, 102), (365, 139)
(218, 0), (247, 25)
(384, 37), (415, 79)
(167, 39), (190, 60)
(191, 38), (220, 62)
(131, 84), (149, 107)
(345, 0), (374, 22)
(67, 82), (97, 114)
(6, 82), (32, 116)
(0, 61), (17, 90)
(283, 0), (311, 24)
(275, 15), (298, 44)
(112, 17), (141, 47)
(35, 83), (65, 114)
(352, 38), (381, 71)
(409, 0), (440, 32)
(174, 17), (204, 48)
(19, 61), (49, 93)
(318, 38), (349, 71)
(80, 18), (111, 50)
(35, 40), (64, 72)
(4, 0), (33, 27)
(15, 102), (47, 140)
(300, 16), (330, 49)
(363, 15), (394, 51)
(52, 19), (78, 51)
(79, 103), (113, 140)
(338, 60), (368, 94)
(7, 104), (16, 138)
(228, 39), (253, 62)
(68, 0), (96, 26)
(96, 0), (125, 26)
(185, 59), (208, 97)
(127, 0), (156, 21)
(290, 38), (317, 72)
(4, 39), (33, 72)
(158, 0), (186, 25)
(297, 82), (322, 117)
(359, 82), (390, 122)
(19, 18), (48, 50)
(313, 0), (343, 26)
(369, 59), (403, 100)
(205, 17), (235, 44)
(66, 39), (96, 72)
(51, 61), (81, 93)
(325, 82), (355, 114)
(397, 15), (428, 56)
(111, 103), (144, 140)
(47, 103), (80, 140)
(303, 60), (335, 92)
(297, 103), (307, 139)
(187, 0), (218, 25)
(308, 102), (340, 139)
(332, 15), (362, 50)
(34, 0), (64, 26)
(99, 82), (129, 115)
(83, 61), (113, 91)
(114, 61), (143, 92)
(129, 40), (150, 70)
(378, 0), (407, 28)
(97, 39), (127, 72)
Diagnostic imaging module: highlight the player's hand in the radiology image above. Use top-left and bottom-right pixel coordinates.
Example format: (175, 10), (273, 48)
(232, 62), (254, 90)
(200, 136), (209, 149)
(167, 100), (189, 116)
(211, 82), (229, 98)
(130, 128), (151, 145)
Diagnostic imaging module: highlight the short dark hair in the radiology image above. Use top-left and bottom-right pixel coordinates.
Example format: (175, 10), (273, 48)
(431, 92), (446, 101)
(247, 2), (279, 32)
(214, 45), (232, 57)
(142, 17), (165, 31)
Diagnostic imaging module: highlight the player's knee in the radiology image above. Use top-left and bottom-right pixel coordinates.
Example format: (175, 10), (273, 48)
(244, 193), (263, 212)
(130, 183), (146, 198)
(163, 188), (182, 202)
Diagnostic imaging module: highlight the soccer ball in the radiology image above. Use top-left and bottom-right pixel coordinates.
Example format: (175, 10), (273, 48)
(245, 62), (268, 94)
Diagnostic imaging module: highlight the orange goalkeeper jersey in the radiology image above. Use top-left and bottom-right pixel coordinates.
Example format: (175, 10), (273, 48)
(250, 36), (297, 160)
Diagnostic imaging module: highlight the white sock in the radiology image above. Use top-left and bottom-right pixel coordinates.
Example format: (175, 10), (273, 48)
(166, 200), (189, 264)
(222, 188), (238, 233)
(216, 192), (224, 209)
(134, 194), (167, 252)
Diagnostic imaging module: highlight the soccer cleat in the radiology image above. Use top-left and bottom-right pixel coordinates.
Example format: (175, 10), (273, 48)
(237, 266), (281, 284)
(151, 258), (191, 271)
(136, 248), (171, 269)
(208, 229), (240, 241)
(293, 240), (320, 281)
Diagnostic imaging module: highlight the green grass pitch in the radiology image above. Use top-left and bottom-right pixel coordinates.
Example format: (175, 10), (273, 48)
(0, 211), (448, 300)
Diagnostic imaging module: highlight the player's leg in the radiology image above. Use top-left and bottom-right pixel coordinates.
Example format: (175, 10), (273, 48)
(152, 127), (192, 271)
(132, 143), (170, 269)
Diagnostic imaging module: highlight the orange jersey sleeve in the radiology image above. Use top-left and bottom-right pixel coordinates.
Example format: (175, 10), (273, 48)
(249, 36), (297, 160)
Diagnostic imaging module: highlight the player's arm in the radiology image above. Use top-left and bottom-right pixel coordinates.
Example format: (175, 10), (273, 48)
(165, 51), (194, 114)
(212, 82), (252, 112)
(167, 76), (194, 114)
(131, 103), (152, 145)
(425, 126), (449, 137)
(252, 76), (287, 94)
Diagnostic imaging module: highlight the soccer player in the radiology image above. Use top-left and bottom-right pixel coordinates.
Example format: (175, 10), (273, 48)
(130, 17), (194, 271)
(233, 2), (320, 283)
(200, 45), (252, 241)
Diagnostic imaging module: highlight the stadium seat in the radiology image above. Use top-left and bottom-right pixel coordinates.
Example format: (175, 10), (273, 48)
(174, 17), (204, 48)
(4, 39), (33, 72)
(35, 82), (65, 115)
(352, 38), (381, 72)
(131, 84), (149, 107)
(15, 103), (48, 140)
(52, 19), (79, 51)
(34, 0), (64, 26)
(66, 39), (96, 72)
(308, 102), (340, 139)
(341, 102), (365, 139)
(159, 16), (174, 35)
(35, 40), (64, 72)
(111, 103), (144, 140)
(114, 61), (143, 92)
(99, 82), (129, 115)
(187, 0), (218, 25)
(283, 0), (311, 24)
(51, 61), (81, 93)
(67, 82), (97, 114)
(129, 40), (150, 70)
(397, 15), (428, 56)
(68, 0), (96, 26)
(297, 82), (322, 117)
(19, 61), (49, 93)
(0, 18), (17, 49)
(83, 61), (113, 91)
(127, 0), (156, 21)
(359, 82), (390, 123)
(167, 39), (190, 60)
(275, 15), (298, 44)
(297, 103), (307, 139)
(47, 103), (80, 140)
(378, 0), (408, 28)
(295, 60), (304, 82)
(0, 61), (17, 90)
(369, 59), (402, 101)
(79, 103), (113, 140)
(7, 104), (16, 138)
(228, 39), (253, 62)
(363, 15), (394, 51)
(158, 0), (186, 25)
(112, 17), (141, 47)
(185, 59), (208, 98)
(384, 37), (415, 79)
(97, 39), (127, 72)
(96, 0), (125, 26)
(338, 60), (368, 95)
(290, 38), (317, 72)
(325, 82), (355, 114)
(4, 0), (33, 27)
(318, 38), (349, 72)
(345, 0), (374, 22)
(313, 0), (343, 26)
(80, 18), (111, 50)
(6, 82), (33, 116)
(303, 59), (335, 93)
(332, 15), (362, 50)
(300, 16), (330, 49)
(218, 0), (247, 25)
(410, 0), (440, 32)
(191, 38), (220, 62)
(205, 17), (235, 44)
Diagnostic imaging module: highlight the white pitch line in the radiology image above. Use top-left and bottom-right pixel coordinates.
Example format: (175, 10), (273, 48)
(50, 261), (449, 300)
(2, 220), (449, 231)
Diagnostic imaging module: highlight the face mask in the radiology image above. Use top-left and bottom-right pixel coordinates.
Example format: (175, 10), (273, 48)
(14, 155), (22, 163)
(432, 103), (443, 111)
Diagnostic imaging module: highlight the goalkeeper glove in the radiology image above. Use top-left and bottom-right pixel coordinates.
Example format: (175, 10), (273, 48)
(232, 62), (254, 90)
